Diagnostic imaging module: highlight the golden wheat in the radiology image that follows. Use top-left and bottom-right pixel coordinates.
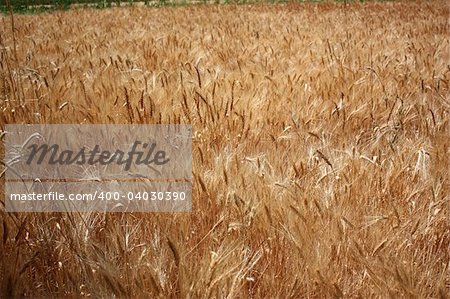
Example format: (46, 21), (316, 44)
(0, 1), (449, 298)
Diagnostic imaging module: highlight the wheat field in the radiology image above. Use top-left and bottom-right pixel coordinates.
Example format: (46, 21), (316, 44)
(0, 1), (449, 298)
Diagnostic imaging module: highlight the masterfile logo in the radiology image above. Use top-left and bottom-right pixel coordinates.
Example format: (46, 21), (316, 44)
(26, 141), (170, 171)
(4, 124), (192, 212)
